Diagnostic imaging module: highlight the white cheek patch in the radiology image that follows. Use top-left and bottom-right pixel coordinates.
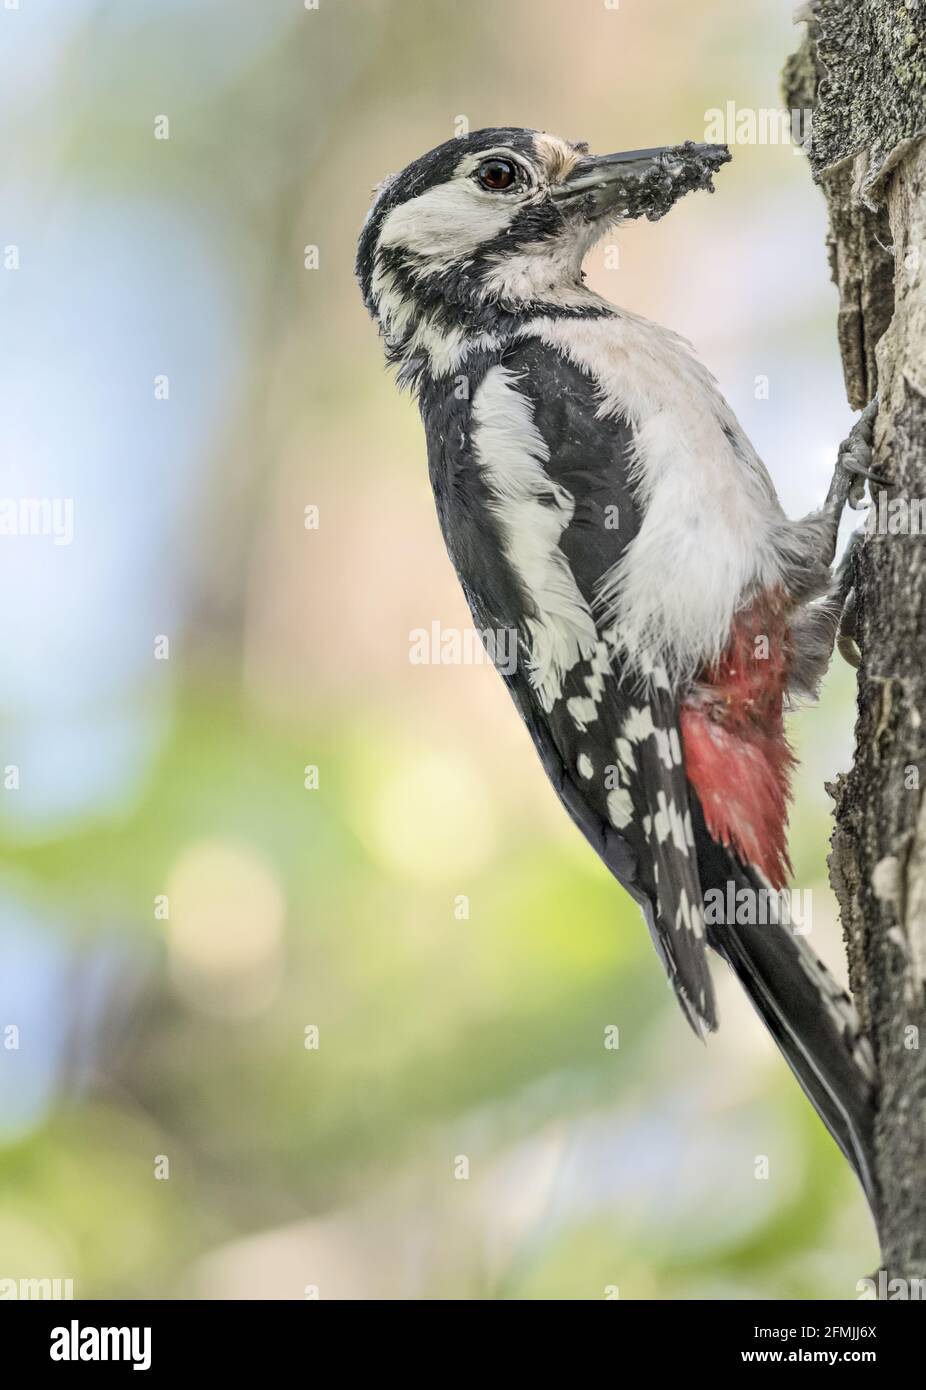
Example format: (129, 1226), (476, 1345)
(377, 181), (514, 269)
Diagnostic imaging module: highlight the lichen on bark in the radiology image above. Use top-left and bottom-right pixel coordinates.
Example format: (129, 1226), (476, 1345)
(784, 0), (926, 1279)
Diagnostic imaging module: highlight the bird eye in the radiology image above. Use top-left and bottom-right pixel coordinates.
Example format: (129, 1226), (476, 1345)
(475, 158), (519, 192)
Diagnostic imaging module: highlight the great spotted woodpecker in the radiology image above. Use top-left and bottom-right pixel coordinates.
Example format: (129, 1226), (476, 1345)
(356, 128), (880, 1221)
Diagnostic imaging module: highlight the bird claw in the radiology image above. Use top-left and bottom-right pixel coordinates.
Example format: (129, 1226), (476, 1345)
(839, 454), (887, 486)
(828, 397), (883, 510)
(832, 529), (866, 668)
(837, 587), (861, 668)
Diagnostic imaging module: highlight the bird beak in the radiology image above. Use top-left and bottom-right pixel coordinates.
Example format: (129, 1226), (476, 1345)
(552, 141), (731, 222)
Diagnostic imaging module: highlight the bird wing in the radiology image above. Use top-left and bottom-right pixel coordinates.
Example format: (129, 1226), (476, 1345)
(546, 654), (714, 1035)
(464, 335), (716, 1033)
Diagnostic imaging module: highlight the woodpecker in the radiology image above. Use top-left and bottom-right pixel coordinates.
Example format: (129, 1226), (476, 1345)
(356, 128), (880, 1220)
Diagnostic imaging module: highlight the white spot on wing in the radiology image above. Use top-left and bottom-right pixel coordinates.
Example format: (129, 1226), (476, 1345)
(568, 696), (598, 730)
(623, 706), (655, 743)
(607, 787), (634, 829)
(652, 790), (689, 854)
(566, 641), (612, 729)
(675, 889), (705, 940)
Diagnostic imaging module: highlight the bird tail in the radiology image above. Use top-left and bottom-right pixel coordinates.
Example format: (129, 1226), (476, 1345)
(697, 840), (879, 1228)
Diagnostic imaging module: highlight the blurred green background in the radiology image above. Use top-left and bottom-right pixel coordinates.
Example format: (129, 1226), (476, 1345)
(0, 0), (879, 1299)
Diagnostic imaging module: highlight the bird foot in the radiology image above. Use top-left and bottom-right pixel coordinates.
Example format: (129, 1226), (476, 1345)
(830, 397), (885, 511)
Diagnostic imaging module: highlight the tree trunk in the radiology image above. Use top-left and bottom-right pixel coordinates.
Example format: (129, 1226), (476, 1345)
(783, 2), (926, 1279)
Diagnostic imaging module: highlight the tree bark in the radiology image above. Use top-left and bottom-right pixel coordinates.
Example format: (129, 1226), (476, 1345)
(784, 2), (926, 1279)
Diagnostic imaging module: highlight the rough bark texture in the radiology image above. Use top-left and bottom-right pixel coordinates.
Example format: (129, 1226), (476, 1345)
(784, 2), (926, 1278)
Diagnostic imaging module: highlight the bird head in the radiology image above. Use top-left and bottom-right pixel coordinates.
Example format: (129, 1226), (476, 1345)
(356, 127), (729, 371)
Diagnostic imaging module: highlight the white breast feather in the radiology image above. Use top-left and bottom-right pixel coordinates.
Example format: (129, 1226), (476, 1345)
(526, 313), (787, 685)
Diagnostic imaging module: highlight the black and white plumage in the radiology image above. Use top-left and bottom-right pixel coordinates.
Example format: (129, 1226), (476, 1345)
(357, 128), (880, 1222)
